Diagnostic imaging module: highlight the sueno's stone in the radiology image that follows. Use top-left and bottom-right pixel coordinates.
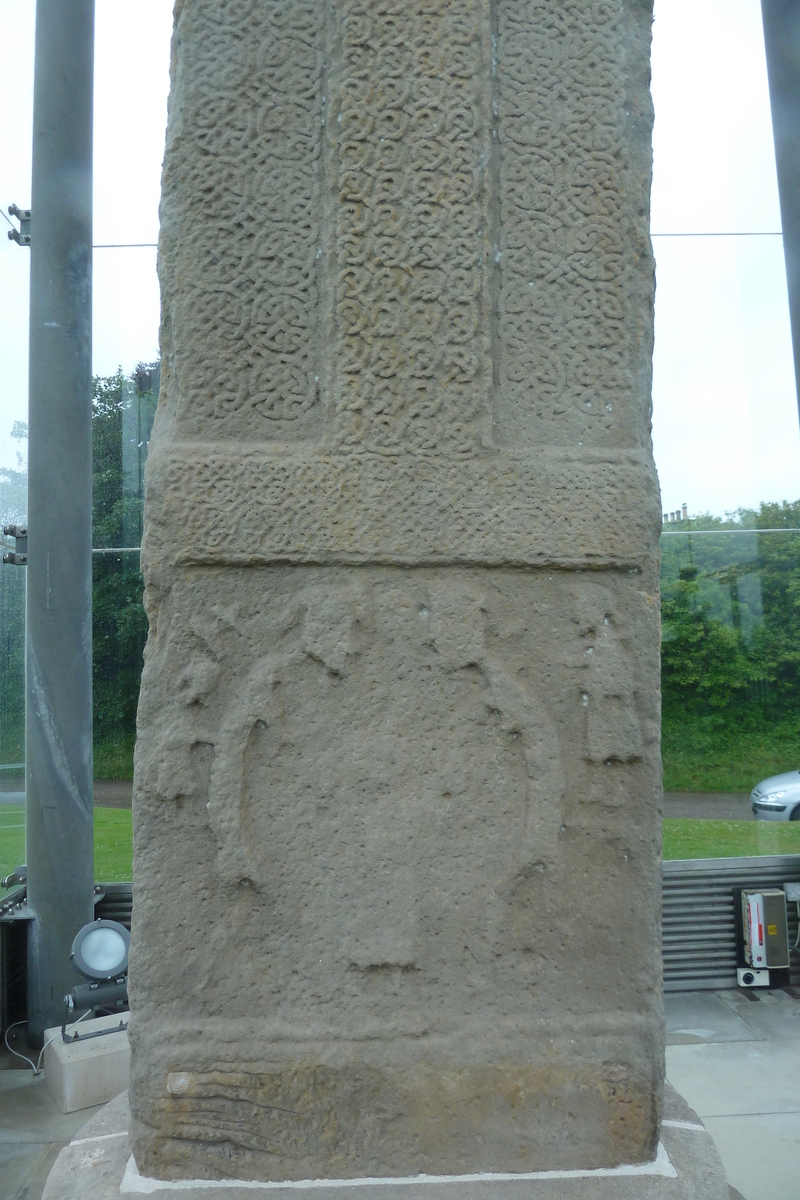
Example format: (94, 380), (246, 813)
(131, 0), (661, 1184)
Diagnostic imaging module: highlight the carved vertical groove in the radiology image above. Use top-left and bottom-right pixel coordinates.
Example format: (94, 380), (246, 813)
(488, 0), (502, 439)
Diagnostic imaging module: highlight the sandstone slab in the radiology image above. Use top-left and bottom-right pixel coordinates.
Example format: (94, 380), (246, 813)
(131, 0), (663, 1183)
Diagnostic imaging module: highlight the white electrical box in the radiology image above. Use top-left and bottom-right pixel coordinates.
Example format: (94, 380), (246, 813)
(741, 889), (790, 969)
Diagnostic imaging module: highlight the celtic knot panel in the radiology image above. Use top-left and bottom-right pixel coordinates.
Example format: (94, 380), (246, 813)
(328, 0), (493, 455)
(494, 0), (653, 450)
(161, 0), (327, 440)
(159, 0), (653, 460)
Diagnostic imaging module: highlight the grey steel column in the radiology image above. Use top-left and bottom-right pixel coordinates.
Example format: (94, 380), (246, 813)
(25, 0), (95, 1045)
(761, 0), (800, 422)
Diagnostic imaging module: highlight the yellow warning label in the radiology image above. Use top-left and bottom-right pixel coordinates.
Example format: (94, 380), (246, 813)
(767, 924), (778, 936)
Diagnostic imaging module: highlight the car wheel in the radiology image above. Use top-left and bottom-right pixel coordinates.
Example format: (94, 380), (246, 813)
(791, 807), (800, 821)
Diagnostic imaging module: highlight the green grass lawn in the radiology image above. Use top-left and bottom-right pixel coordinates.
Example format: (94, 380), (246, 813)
(4, 809), (800, 890)
(91, 808), (135, 881)
(0, 805), (134, 891)
(663, 818), (800, 860)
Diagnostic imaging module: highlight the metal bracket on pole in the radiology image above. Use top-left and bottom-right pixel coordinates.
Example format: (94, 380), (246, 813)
(2, 524), (28, 566)
(0, 881), (33, 923)
(0, 867), (28, 891)
(7, 204), (31, 246)
(61, 1013), (129, 1044)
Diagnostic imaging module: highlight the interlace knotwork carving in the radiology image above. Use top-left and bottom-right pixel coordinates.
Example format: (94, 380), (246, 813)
(329, 0), (492, 455)
(162, 0), (326, 439)
(494, 0), (644, 449)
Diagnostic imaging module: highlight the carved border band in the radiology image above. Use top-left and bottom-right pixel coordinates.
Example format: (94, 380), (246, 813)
(143, 447), (660, 569)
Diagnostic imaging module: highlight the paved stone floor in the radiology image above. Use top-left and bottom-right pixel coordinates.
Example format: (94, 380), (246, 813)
(665, 987), (800, 1200)
(0, 1040), (102, 1200)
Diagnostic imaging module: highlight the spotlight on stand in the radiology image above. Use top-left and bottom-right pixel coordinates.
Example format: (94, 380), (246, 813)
(64, 919), (130, 1018)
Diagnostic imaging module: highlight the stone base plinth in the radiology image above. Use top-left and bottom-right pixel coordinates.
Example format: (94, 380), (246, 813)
(43, 1086), (729, 1200)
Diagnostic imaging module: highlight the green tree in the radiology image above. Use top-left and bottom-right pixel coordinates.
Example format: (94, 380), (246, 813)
(91, 367), (157, 777)
(660, 504), (800, 790)
(661, 565), (754, 714)
(2, 371), (158, 776)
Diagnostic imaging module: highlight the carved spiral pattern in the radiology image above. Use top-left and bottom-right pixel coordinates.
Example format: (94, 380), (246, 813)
(329, 0), (492, 454)
(495, 0), (649, 448)
(161, 0), (326, 439)
(151, 0), (655, 562)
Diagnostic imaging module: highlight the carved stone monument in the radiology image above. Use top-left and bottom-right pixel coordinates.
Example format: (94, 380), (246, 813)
(130, 0), (665, 1183)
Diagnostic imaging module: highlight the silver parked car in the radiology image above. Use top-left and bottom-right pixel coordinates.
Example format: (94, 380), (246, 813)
(751, 770), (800, 821)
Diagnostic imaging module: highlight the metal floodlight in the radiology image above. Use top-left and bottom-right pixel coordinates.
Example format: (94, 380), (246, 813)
(70, 919), (130, 981)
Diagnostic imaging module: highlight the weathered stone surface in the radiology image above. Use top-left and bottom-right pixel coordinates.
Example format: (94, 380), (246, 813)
(131, 0), (661, 1183)
(42, 1086), (731, 1199)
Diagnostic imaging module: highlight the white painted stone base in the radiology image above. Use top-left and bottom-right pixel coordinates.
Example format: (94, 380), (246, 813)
(43, 1012), (130, 1114)
(119, 1144), (678, 1193)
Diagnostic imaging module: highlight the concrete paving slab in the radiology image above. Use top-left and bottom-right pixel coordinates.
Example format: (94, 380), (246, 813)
(0, 1057), (101, 1200)
(14, 1142), (67, 1200)
(702, 1113), (800, 1200)
(664, 994), (763, 1046)
(666, 1040), (800, 1118)
(714, 989), (800, 1042)
(0, 1141), (52, 1200)
(0, 1070), (102, 1142)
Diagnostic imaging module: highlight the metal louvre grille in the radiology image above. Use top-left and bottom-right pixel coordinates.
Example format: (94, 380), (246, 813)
(662, 854), (800, 992)
(0, 917), (27, 1034)
(7, 866), (800, 1028)
(94, 883), (133, 931)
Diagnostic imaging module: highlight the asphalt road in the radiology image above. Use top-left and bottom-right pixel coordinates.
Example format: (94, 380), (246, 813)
(0, 779), (133, 807)
(664, 792), (753, 820)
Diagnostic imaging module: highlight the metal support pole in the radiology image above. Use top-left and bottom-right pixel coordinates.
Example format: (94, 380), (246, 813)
(761, 0), (800, 424)
(25, 0), (95, 1045)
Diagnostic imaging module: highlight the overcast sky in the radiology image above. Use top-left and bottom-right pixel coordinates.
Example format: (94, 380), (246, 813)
(0, 0), (798, 517)
(650, 0), (799, 517)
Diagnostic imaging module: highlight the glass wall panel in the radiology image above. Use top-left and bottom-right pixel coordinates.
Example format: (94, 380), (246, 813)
(3, 0), (799, 874)
(1, 0), (168, 890)
(92, 365), (158, 783)
(661, 522), (800, 787)
(652, 236), (797, 518)
(652, 0), (800, 856)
